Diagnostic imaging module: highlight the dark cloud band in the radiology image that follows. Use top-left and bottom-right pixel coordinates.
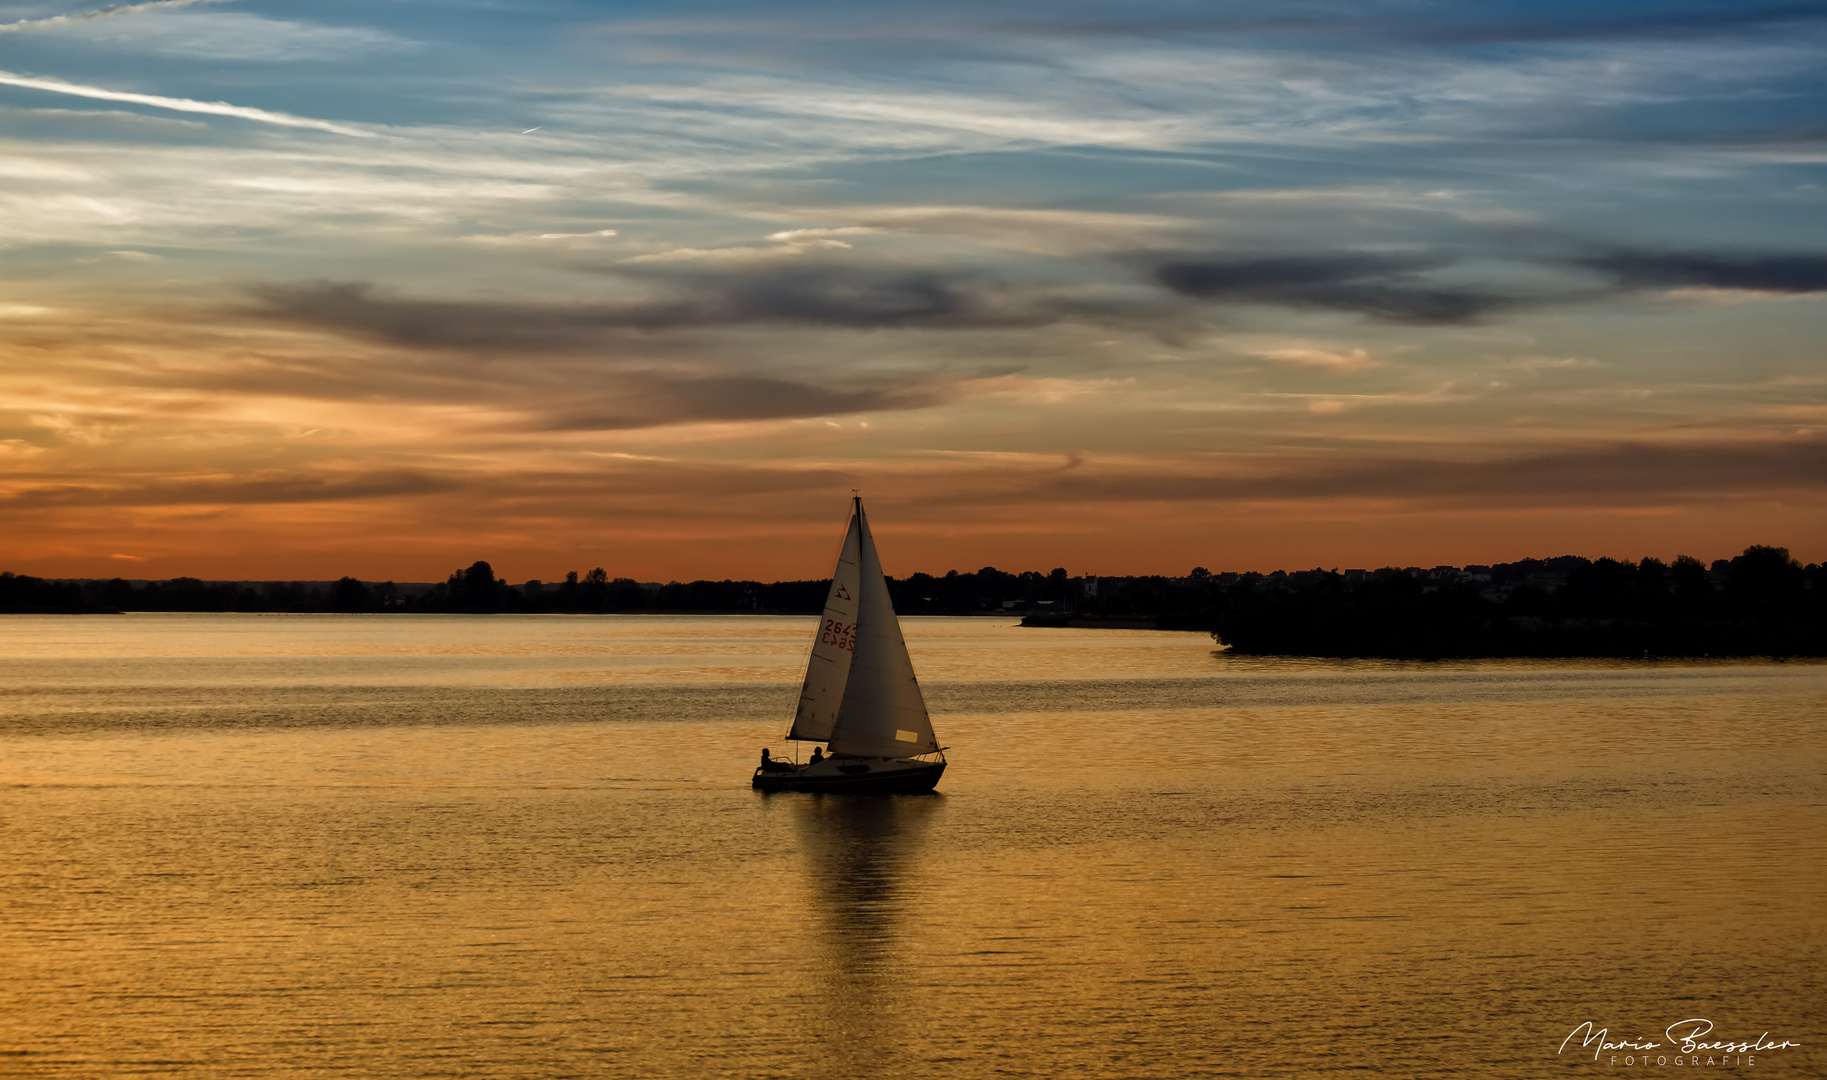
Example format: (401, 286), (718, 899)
(1580, 251), (1827, 293)
(1149, 252), (1521, 324)
(244, 266), (1118, 349)
(1149, 245), (1827, 323)
(244, 242), (1827, 360)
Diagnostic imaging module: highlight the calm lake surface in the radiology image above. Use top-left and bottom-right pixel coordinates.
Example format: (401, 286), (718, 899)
(1, 614), (1821, 1078)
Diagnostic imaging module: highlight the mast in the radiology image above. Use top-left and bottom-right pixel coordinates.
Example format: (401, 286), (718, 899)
(824, 501), (940, 759)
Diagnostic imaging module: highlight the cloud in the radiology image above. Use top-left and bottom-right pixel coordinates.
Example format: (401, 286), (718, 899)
(1147, 246), (1827, 325)
(6, 433), (1822, 530)
(606, 80), (1192, 152)
(766, 226), (877, 242)
(248, 438), (1827, 513)
(533, 371), (947, 431)
(243, 266), (1127, 347)
(0, 469), (456, 509)
(866, 5), (1827, 48)
(618, 245), (807, 264)
(60, 10), (414, 61)
(847, 206), (1190, 256)
(1149, 252), (1529, 324)
(0, 0), (227, 36)
(621, 229), (861, 263)
(72, 291), (967, 427)
(1428, 4), (1827, 45)
(1308, 440), (1827, 505)
(1581, 250), (1827, 294)
(1250, 345), (1375, 372)
(925, 439), (1827, 511)
(0, 70), (371, 136)
(458, 229), (620, 249)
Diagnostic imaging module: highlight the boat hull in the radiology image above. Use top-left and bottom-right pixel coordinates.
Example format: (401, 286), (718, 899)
(752, 759), (945, 794)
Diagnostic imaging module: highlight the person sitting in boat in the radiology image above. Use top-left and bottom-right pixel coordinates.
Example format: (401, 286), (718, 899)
(809, 746), (825, 765)
(759, 748), (790, 773)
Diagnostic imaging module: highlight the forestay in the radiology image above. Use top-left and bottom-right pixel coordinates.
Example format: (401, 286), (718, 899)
(786, 510), (862, 743)
(825, 505), (940, 759)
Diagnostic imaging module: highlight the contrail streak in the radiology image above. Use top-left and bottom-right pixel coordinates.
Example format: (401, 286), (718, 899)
(0, 69), (373, 136)
(0, 0), (231, 36)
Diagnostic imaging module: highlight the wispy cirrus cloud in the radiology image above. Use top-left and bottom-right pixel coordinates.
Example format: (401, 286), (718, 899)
(0, 0), (229, 36)
(0, 70), (371, 136)
(531, 371), (950, 432)
(0, 468), (455, 509)
(59, 10), (417, 62)
(1249, 345), (1376, 372)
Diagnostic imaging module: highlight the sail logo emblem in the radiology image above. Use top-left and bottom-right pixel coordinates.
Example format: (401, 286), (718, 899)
(834, 584), (852, 601)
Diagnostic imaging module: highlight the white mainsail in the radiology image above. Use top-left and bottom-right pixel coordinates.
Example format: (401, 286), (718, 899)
(786, 510), (862, 743)
(825, 503), (940, 759)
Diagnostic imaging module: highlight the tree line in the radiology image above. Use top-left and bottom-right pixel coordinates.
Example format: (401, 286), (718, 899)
(1039, 546), (1824, 658)
(0, 561), (1088, 616)
(2, 546), (1822, 656)
(0, 562), (830, 615)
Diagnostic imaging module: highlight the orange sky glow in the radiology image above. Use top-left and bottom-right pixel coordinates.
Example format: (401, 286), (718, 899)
(2, 4), (1824, 581)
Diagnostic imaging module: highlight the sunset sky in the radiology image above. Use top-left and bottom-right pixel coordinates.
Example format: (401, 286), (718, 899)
(1, 0), (1824, 582)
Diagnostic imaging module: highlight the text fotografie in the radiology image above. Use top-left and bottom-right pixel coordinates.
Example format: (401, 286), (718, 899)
(1560, 1019), (1802, 1064)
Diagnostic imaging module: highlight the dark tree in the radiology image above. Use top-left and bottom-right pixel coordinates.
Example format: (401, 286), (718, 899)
(329, 576), (372, 613)
(448, 560), (503, 611)
(582, 567), (609, 610)
(1728, 545), (1804, 613)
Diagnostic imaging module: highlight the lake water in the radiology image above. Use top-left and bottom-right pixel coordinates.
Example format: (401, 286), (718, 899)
(1, 614), (1821, 1078)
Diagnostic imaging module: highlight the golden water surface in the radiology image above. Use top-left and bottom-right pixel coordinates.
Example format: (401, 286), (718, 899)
(1, 614), (1821, 1077)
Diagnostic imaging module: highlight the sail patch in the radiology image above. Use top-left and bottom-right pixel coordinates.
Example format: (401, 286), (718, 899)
(895, 729), (919, 743)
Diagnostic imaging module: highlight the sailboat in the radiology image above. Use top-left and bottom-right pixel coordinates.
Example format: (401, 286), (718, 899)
(753, 497), (947, 794)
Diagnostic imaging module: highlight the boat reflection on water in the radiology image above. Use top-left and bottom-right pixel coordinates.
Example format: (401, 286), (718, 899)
(791, 794), (941, 1076)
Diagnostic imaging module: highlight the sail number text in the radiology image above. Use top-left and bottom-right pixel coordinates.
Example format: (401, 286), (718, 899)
(820, 619), (856, 651)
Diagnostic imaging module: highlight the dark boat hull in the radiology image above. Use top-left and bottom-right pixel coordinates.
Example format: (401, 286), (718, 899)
(752, 759), (945, 794)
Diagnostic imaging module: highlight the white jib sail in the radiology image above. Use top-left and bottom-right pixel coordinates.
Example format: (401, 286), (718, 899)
(826, 504), (940, 759)
(787, 509), (863, 742)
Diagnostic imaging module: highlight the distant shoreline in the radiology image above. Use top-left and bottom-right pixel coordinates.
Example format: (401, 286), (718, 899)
(5, 546), (1822, 658)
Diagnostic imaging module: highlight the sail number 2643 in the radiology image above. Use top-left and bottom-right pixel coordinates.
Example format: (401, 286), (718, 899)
(820, 619), (856, 651)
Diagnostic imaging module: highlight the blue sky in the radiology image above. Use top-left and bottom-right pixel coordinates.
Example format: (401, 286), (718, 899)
(1, 0), (1823, 579)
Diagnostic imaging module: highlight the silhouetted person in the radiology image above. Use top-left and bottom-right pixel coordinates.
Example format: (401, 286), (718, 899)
(810, 746), (825, 765)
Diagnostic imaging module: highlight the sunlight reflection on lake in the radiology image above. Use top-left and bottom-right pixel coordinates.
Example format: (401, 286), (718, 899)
(0, 614), (1821, 1077)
